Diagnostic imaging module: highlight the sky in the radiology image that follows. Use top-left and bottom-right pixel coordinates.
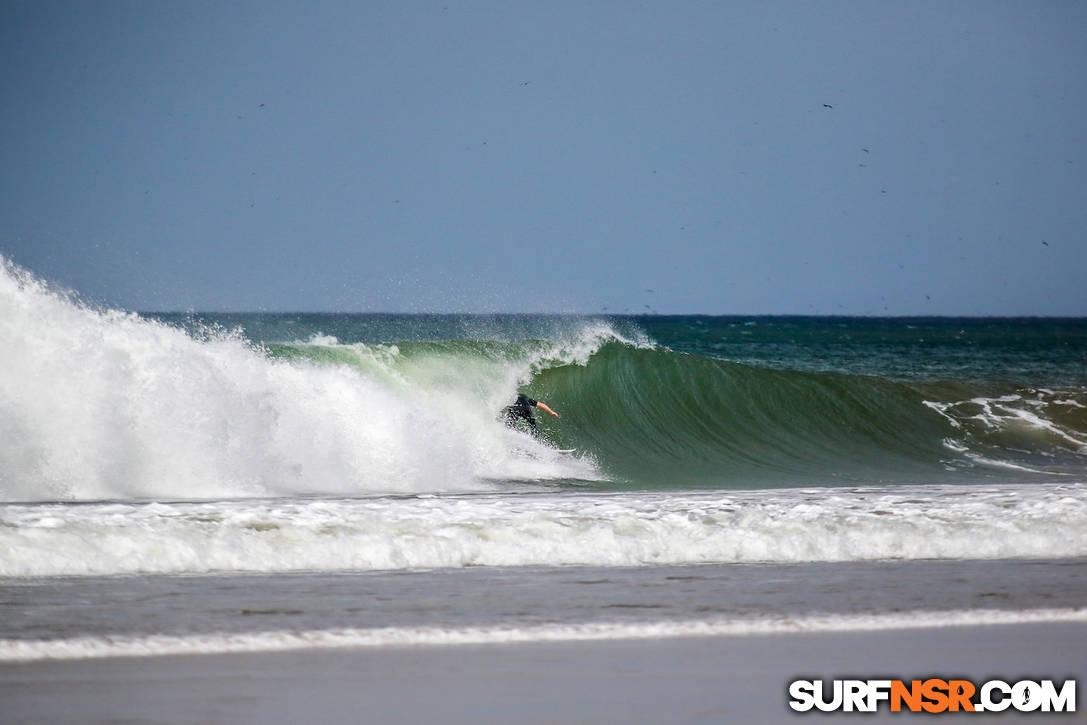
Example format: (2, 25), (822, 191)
(1, 0), (1085, 315)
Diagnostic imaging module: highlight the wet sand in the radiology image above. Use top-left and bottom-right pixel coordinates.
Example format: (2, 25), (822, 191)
(2, 621), (1083, 724)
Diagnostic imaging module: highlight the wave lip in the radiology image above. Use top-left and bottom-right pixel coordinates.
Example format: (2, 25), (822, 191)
(0, 257), (610, 502)
(3, 484), (1084, 577)
(3, 607), (1084, 663)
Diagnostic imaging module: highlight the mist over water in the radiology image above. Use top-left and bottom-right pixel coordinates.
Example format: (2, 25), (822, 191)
(0, 259), (603, 502)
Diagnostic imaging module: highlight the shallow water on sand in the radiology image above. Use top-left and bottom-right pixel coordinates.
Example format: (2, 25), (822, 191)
(2, 558), (1085, 660)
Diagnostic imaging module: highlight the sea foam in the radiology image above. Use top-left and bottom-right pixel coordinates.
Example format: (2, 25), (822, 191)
(0, 258), (602, 502)
(3, 607), (1084, 663)
(2, 484), (1084, 577)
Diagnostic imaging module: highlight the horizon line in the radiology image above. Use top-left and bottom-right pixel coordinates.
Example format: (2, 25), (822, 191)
(138, 311), (1087, 320)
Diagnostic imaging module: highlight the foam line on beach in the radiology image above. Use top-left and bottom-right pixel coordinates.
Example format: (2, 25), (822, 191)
(3, 607), (1085, 663)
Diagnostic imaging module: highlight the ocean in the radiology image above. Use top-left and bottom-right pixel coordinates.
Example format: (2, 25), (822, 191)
(1, 257), (1086, 663)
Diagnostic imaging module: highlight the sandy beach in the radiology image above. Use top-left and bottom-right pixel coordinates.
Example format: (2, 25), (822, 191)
(2, 621), (1083, 724)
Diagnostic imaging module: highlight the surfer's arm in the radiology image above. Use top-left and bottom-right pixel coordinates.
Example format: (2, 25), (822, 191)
(535, 401), (560, 418)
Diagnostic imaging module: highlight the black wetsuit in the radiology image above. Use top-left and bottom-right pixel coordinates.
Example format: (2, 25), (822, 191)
(504, 393), (539, 432)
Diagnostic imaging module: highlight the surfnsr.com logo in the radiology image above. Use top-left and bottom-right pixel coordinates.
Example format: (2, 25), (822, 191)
(788, 678), (1077, 713)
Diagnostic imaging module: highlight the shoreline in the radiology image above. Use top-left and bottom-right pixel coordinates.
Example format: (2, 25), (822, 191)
(3, 605), (1086, 664)
(2, 621), (1083, 724)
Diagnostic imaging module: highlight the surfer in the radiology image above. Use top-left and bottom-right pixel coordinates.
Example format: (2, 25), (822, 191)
(504, 393), (559, 435)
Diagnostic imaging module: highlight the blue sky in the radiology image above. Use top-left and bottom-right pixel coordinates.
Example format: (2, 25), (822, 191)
(2, 0), (1085, 314)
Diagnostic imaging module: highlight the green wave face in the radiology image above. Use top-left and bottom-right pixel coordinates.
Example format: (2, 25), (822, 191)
(533, 344), (946, 488)
(267, 336), (1087, 491)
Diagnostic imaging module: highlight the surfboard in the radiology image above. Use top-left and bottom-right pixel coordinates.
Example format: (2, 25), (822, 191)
(554, 448), (577, 454)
